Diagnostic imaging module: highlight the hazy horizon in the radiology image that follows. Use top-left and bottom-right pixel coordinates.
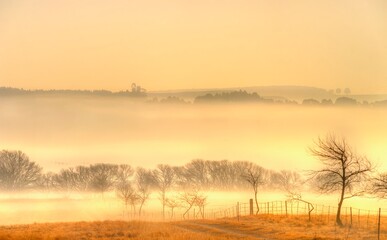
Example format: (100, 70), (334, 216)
(1, 1), (387, 234)
(1, 0), (387, 93)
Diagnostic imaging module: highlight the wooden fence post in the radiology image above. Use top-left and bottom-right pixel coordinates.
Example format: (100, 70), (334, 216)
(267, 202), (269, 214)
(327, 206), (330, 224)
(249, 199), (254, 215)
(378, 208), (381, 240)
(350, 207), (353, 227)
(285, 201), (288, 217)
(237, 202), (240, 221)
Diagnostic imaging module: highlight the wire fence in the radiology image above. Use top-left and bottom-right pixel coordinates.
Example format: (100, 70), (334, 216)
(173, 199), (387, 239)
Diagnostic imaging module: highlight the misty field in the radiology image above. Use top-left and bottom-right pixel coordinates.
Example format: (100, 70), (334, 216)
(0, 214), (384, 240)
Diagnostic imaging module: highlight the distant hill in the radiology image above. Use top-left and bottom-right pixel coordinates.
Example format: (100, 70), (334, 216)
(0, 87), (147, 98)
(149, 85), (335, 102)
(2, 85), (387, 104)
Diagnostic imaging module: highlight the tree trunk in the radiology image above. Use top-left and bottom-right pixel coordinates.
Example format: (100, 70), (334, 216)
(254, 190), (259, 214)
(139, 200), (144, 218)
(162, 191), (165, 221)
(183, 205), (194, 219)
(171, 207), (174, 220)
(336, 181), (345, 226)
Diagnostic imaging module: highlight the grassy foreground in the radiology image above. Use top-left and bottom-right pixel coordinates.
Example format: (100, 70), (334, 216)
(0, 214), (382, 240)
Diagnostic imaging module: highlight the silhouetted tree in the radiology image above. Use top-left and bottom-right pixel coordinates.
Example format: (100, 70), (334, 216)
(309, 134), (372, 226)
(180, 159), (209, 189)
(371, 173), (387, 199)
(335, 97), (357, 105)
(73, 166), (91, 191)
(116, 180), (138, 217)
(116, 164), (134, 183)
(194, 194), (207, 219)
(37, 172), (55, 192)
(272, 170), (303, 196)
(180, 190), (199, 219)
(135, 167), (154, 217)
(194, 90), (264, 103)
(302, 99), (320, 105)
(89, 164), (119, 195)
(52, 168), (79, 195)
(153, 164), (175, 220)
(0, 150), (42, 191)
(241, 163), (267, 214)
(165, 197), (181, 220)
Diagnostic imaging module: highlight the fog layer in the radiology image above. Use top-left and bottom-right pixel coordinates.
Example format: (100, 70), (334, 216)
(0, 97), (386, 172)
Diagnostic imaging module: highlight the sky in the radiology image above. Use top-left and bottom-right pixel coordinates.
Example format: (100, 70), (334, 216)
(0, 0), (386, 93)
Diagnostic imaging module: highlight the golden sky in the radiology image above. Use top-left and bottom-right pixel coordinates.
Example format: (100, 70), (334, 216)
(0, 0), (386, 93)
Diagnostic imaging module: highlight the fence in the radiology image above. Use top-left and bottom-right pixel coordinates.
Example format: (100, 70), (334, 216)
(198, 199), (387, 240)
(119, 198), (387, 239)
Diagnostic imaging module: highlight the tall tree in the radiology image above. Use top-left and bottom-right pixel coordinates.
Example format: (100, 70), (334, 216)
(89, 164), (119, 195)
(153, 164), (175, 220)
(0, 150), (42, 191)
(371, 173), (387, 199)
(309, 134), (372, 226)
(135, 167), (154, 217)
(241, 162), (266, 214)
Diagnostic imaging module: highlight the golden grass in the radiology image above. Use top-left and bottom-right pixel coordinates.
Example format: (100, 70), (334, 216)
(0, 214), (384, 240)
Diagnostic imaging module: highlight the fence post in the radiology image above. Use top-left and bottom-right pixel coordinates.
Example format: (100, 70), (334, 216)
(378, 208), (381, 240)
(237, 202), (240, 221)
(327, 206), (330, 224)
(267, 202), (269, 214)
(350, 207), (352, 227)
(285, 201), (288, 217)
(297, 201), (302, 215)
(249, 199), (254, 215)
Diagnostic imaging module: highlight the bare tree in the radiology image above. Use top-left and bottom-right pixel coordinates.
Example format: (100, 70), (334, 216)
(135, 167), (154, 217)
(194, 194), (207, 219)
(116, 164), (134, 183)
(116, 180), (138, 217)
(180, 190), (199, 219)
(153, 164), (175, 220)
(52, 168), (78, 196)
(371, 173), (387, 199)
(73, 166), (91, 191)
(0, 150), (42, 191)
(165, 197), (181, 220)
(241, 162), (266, 214)
(89, 164), (119, 195)
(309, 134), (372, 226)
(273, 170), (303, 196)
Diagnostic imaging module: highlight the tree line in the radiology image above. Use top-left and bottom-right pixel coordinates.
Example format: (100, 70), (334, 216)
(0, 152), (292, 193)
(0, 86), (146, 98)
(1, 134), (387, 225)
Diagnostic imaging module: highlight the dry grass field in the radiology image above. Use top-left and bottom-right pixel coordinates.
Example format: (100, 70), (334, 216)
(0, 214), (384, 240)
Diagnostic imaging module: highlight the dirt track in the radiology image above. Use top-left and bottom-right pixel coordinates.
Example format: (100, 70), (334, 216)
(174, 221), (274, 240)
